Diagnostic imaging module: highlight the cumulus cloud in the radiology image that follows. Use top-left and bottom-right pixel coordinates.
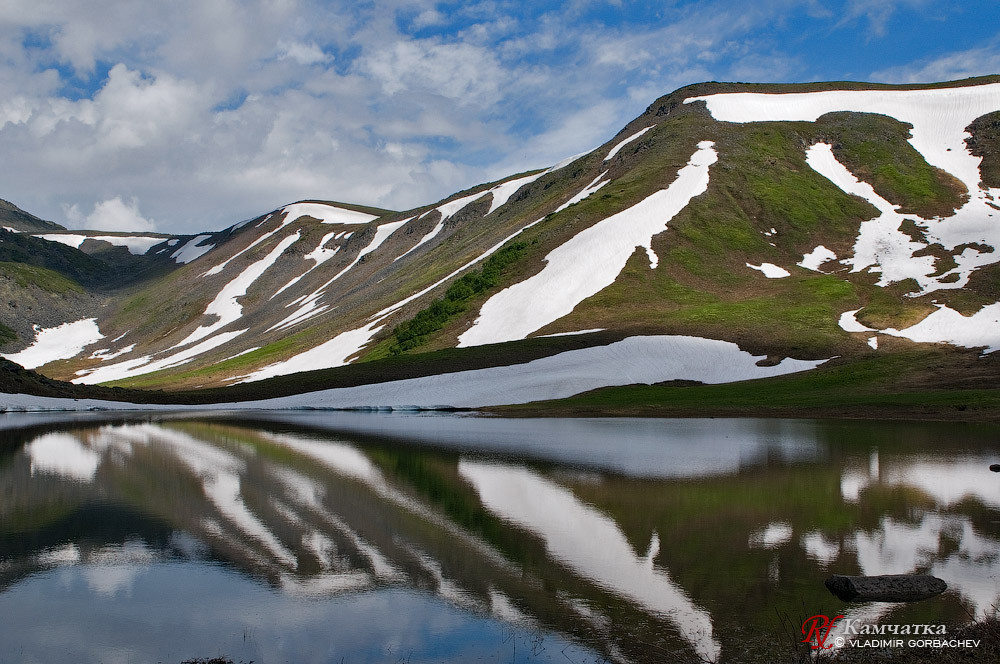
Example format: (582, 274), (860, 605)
(0, 0), (989, 236)
(277, 40), (331, 65)
(67, 196), (157, 232)
(359, 39), (505, 104)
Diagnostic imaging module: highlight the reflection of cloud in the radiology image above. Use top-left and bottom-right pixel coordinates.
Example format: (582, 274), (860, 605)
(748, 522), (792, 549)
(82, 565), (146, 596)
(853, 514), (1000, 615)
(841, 455), (1000, 508)
(25, 432), (100, 481)
(459, 460), (721, 662)
(36, 544), (81, 566)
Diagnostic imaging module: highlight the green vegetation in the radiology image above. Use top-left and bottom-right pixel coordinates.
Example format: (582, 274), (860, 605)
(815, 111), (967, 216)
(497, 349), (1000, 420)
(386, 240), (531, 355)
(0, 322), (15, 345)
(0, 261), (84, 293)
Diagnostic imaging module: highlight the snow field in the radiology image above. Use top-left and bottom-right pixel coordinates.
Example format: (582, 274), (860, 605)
(34, 234), (166, 255)
(685, 84), (1000, 193)
(1, 318), (103, 369)
(178, 231), (302, 348)
(273, 218), (409, 332)
(806, 144), (939, 290)
(396, 173), (543, 263)
(270, 231), (342, 299)
(12, 334), (828, 408)
(686, 83), (1000, 354)
(881, 302), (1000, 353)
(458, 141), (718, 347)
(249, 217), (550, 380)
(72, 329), (247, 384)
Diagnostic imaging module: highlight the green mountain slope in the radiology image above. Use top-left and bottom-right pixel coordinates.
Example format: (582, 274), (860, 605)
(3, 76), (1000, 415)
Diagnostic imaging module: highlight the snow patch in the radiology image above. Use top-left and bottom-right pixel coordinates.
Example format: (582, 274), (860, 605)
(178, 231), (301, 348)
(89, 344), (136, 361)
(459, 141), (717, 347)
(2, 318), (103, 369)
(237, 319), (385, 383)
(798, 245), (838, 272)
(486, 172), (545, 215)
(171, 235), (216, 264)
(746, 262), (790, 278)
(73, 329), (246, 384)
(881, 302), (1000, 353)
(553, 171), (609, 214)
(688, 84), (1000, 296)
(35, 234), (165, 255)
(280, 202), (378, 226)
(34, 233), (88, 249)
(538, 328), (605, 338)
(605, 126), (654, 161)
(838, 309), (874, 333)
(686, 83), (1000, 192)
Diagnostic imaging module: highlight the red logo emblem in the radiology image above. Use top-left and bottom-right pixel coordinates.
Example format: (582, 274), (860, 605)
(801, 614), (845, 650)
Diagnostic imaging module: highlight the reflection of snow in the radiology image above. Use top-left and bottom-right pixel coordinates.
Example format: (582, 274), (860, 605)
(748, 522), (792, 549)
(25, 432), (100, 481)
(108, 425), (297, 568)
(801, 532), (839, 566)
(459, 460), (721, 662)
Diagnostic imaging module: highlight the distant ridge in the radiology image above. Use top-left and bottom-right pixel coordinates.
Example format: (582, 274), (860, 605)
(0, 198), (64, 233)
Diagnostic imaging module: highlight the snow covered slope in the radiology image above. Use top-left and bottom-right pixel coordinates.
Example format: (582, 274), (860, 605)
(5, 76), (1000, 405)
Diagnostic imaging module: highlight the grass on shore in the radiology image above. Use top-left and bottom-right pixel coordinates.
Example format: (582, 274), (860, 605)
(491, 348), (1000, 421)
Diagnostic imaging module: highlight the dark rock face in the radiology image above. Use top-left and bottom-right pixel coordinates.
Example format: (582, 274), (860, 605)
(825, 574), (947, 602)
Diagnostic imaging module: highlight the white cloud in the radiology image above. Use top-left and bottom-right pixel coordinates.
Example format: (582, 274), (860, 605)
(277, 40), (331, 65)
(0, 0), (981, 237)
(68, 196), (157, 232)
(872, 45), (1000, 84)
(359, 39), (505, 104)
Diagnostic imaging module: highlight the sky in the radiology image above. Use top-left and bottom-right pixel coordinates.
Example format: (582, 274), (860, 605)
(0, 0), (998, 235)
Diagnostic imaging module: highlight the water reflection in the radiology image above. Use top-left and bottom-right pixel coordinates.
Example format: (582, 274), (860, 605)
(1, 413), (999, 662)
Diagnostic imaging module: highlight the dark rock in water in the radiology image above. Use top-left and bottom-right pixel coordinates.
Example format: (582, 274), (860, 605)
(825, 574), (947, 602)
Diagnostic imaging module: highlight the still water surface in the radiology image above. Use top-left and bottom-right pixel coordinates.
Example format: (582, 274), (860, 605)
(1, 412), (999, 663)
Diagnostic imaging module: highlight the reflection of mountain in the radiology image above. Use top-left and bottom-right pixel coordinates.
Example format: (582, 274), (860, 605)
(3, 416), (1000, 661)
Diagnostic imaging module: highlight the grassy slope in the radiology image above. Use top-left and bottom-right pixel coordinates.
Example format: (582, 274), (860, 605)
(10, 77), (1000, 417)
(492, 346), (1000, 421)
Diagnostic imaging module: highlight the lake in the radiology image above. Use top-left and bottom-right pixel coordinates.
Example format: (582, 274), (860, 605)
(2, 411), (999, 663)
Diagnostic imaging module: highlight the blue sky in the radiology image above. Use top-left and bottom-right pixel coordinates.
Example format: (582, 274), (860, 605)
(0, 0), (998, 234)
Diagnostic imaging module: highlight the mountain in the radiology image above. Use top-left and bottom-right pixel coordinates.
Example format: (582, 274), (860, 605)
(3, 76), (1000, 413)
(0, 198), (64, 233)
